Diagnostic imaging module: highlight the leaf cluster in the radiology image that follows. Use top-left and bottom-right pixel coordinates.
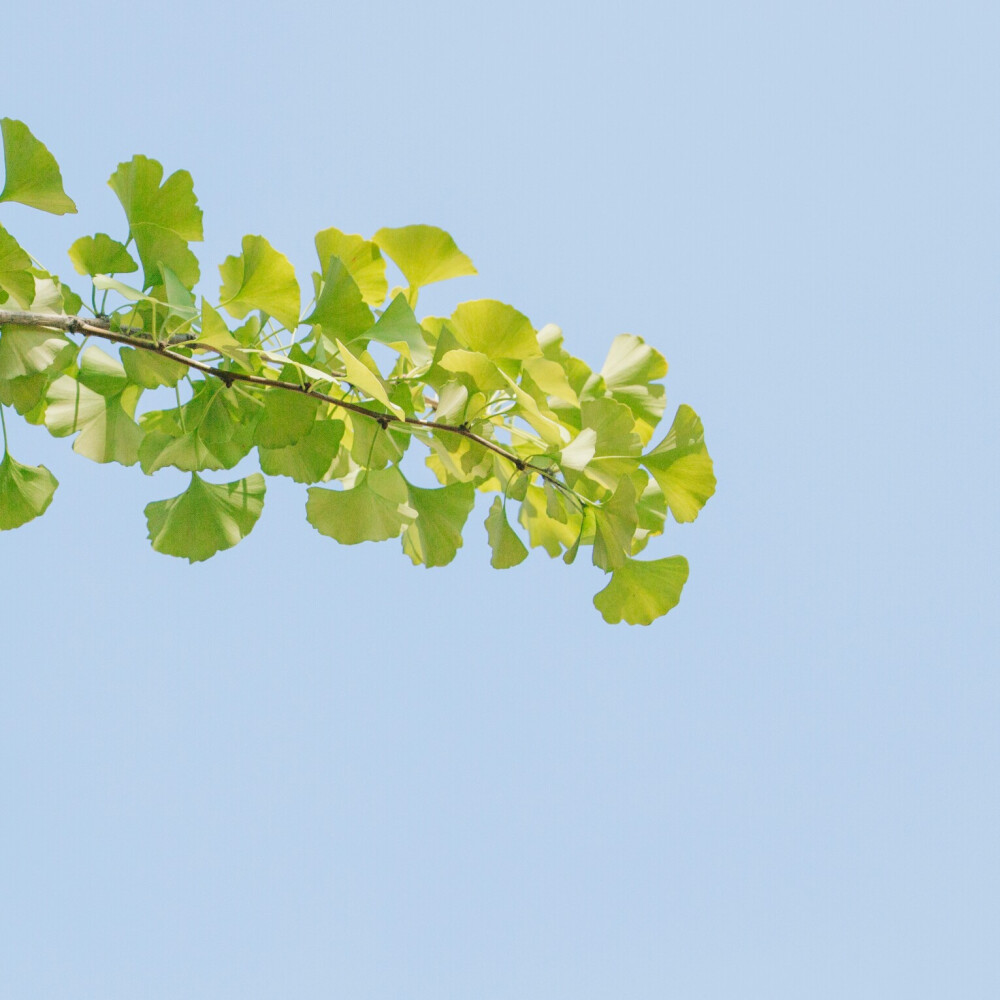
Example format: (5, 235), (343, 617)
(0, 119), (716, 624)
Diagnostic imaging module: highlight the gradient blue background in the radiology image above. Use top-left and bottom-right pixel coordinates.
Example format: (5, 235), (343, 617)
(2, 2), (998, 996)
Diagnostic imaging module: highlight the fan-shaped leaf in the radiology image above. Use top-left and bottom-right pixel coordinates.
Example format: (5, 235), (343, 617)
(0, 452), (58, 529)
(593, 556), (689, 625)
(145, 472), (265, 562)
(0, 118), (76, 215)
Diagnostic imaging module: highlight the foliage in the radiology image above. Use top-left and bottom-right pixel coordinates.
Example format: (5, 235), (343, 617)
(0, 119), (715, 624)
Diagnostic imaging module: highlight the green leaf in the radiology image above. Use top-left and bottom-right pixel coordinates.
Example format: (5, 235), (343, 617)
(402, 481), (475, 567)
(593, 556), (689, 625)
(45, 366), (143, 466)
(449, 299), (541, 361)
(107, 155), (202, 288)
(0, 118), (76, 215)
(0, 451), (58, 529)
(335, 339), (404, 417)
(0, 325), (77, 379)
(192, 300), (251, 363)
(597, 334), (668, 444)
(0, 225), (35, 306)
(0, 372), (48, 415)
(366, 293), (432, 364)
(302, 255), (372, 340)
(120, 347), (188, 388)
(373, 225), (476, 293)
(642, 404), (716, 523)
(258, 418), (345, 483)
(315, 227), (388, 307)
(68, 234), (138, 276)
(591, 475), (638, 571)
(484, 496), (528, 568)
(518, 483), (581, 557)
(145, 472), (265, 562)
(600, 333), (668, 387)
(253, 384), (319, 448)
(306, 466), (416, 544)
(138, 380), (257, 474)
(219, 234), (300, 331)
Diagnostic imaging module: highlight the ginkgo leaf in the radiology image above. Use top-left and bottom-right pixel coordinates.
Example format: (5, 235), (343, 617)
(374, 224), (476, 292)
(218, 234), (300, 331)
(0, 325), (77, 380)
(0, 372), (48, 416)
(138, 379), (257, 473)
(436, 348), (506, 392)
(0, 452), (58, 529)
(366, 293), (432, 363)
(107, 155), (202, 288)
(449, 300), (541, 361)
(335, 338), (404, 417)
(303, 255), (373, 340)
(600, 333), (667, 387)
(120, 347), (188, 389)
(68, 234), (138, 276)
(642, 404), (716, 522)
(192, 300), (250, 363)
(0, 118), (77, 215)
(592, 556), (689, 625)
(145, 472), (266, 562)
(306, 466), (416, 544)
(45, 372), (143, 465)
(258, 418), (345, 483)
(402, 481), (475, 567)
(484, 496), (528, 568)
(0, 225), (35, 306)
(253, 385), (319, 449)
(314, 227), (388, 307)
(518, 483), (580, 557)
(591, 475), (638, 571)
(596, 333), (668, 444)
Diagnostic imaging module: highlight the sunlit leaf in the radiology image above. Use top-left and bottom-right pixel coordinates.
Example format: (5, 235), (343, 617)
(0, 325), (76, 379)
(315, 227), (388, 307)
(120, 346), (188, 388)
(306, 466), (416, 544)
(484, 495), (528, 568)
(335, 338), (404, 417)
(591, 475), (638, 571)
(0, 225), (35, 306)
(0, 452), (58, 529)
(518, 483), (580, 557)
(402, 481), (475, 567)
(45, 373), (143, 465)
(303, 255), (372, 340)
(218, 234), (300, 331)
(145, 472), (265, 562)
(253, 383), (319, 448)
(374, 224), (476, 293)
(107, 155), (202, 288)
(367, 293), (432, 363)
(593, 556), (689, 625)
(68, 234), (138, 276)
(0, 118), (76, 215)
(258, 417), (345, 483)
(450, 299), (540, 361)
(642, 404), (716, 522)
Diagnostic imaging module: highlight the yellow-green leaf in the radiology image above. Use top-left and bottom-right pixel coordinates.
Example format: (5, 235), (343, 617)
(0, 118), (76, 215)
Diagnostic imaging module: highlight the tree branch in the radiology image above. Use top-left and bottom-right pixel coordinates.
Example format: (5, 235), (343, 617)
(0, 309), (583, 503)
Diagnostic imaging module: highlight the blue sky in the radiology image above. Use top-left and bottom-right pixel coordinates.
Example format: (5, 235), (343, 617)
(2, 1), (998, 997)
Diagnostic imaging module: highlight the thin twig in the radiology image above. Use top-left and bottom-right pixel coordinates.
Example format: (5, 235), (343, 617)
(0, 310), (584, 503)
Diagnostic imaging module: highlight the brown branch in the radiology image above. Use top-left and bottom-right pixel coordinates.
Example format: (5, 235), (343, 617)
(0, 309), (583, 501)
